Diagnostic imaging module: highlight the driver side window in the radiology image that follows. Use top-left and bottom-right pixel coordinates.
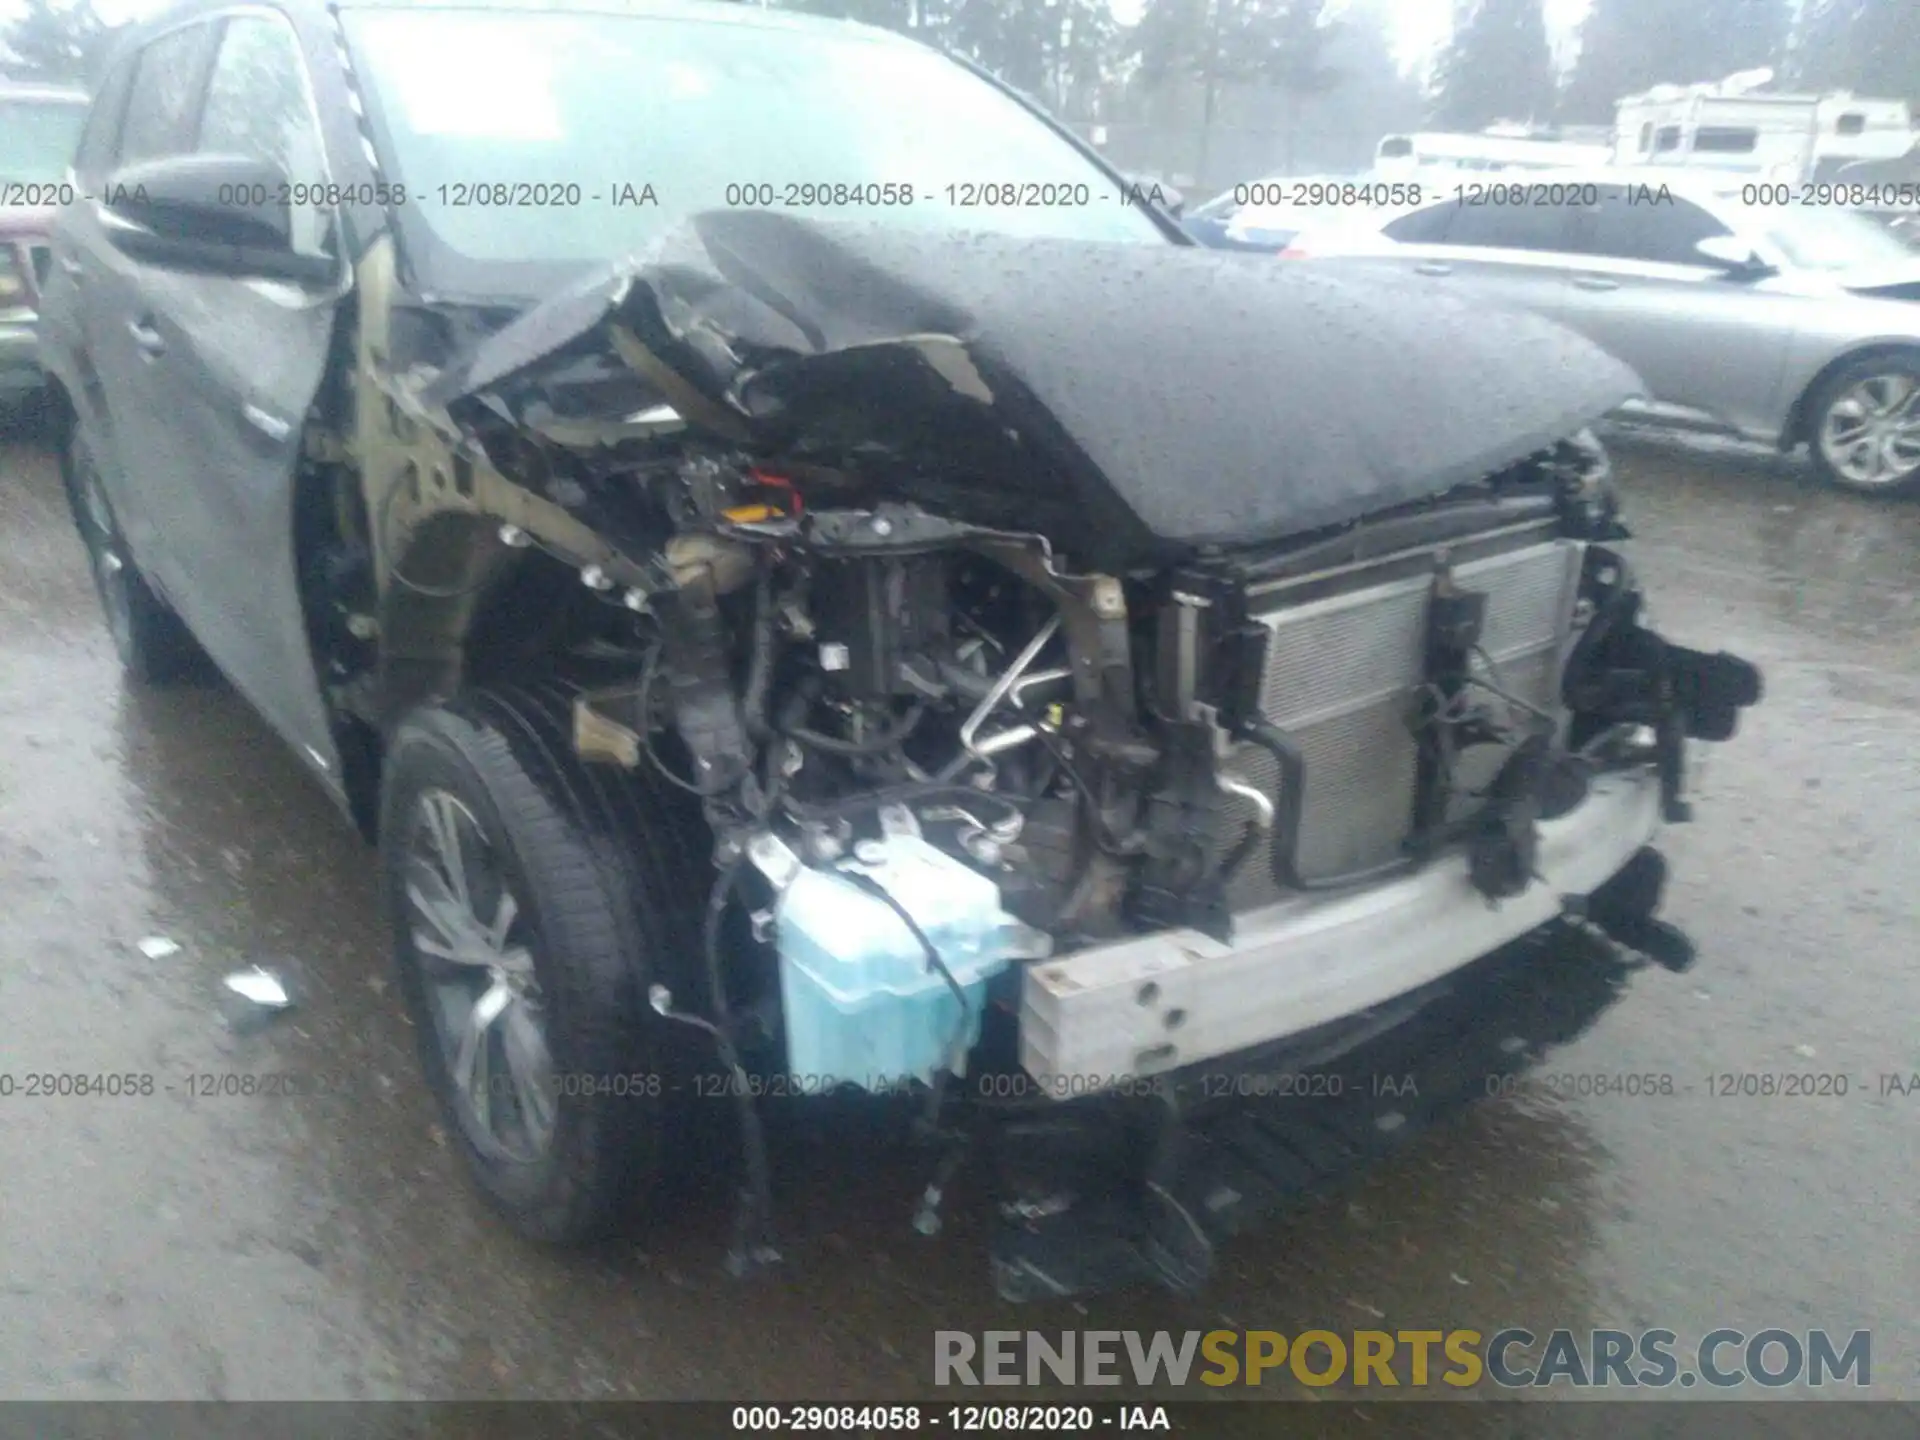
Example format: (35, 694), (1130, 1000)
(1573, 188), (1731, 267)
(116, 23), (218, 167)
(195, 14), (333, 259)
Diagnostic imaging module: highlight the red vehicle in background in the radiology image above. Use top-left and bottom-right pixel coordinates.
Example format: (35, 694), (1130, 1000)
(1, 79), (90, 413)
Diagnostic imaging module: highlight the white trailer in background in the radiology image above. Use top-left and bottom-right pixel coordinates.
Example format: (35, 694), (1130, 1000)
(1372, 128), (1612, 179)
(1610, 68), (1914, 184)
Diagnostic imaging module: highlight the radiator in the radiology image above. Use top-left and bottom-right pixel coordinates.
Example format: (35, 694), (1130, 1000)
(1222, 536), (1586, 910)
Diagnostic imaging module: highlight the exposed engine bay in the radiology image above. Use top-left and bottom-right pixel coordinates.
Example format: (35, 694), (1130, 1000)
(318, 213), (1766, 1096)
(368, 426), (1756, 1090)
(589, 438), (1756, 1040)
(308, 213), (1763, 1280)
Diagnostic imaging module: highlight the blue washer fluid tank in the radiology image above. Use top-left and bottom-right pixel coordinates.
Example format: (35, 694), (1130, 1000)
(747, 830), (1052, 1092)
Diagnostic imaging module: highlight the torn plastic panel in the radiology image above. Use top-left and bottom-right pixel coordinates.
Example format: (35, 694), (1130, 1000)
(988, 916), (1650, 1300)
(1563, 545), (1764, 822)
(423, 209), (1645, 570)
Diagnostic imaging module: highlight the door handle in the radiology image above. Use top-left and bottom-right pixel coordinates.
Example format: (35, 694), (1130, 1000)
(1412, 261), (1453, 276)
(1573, 275), (1620, 292)
(242, 402), (292, 442)
(127, 317), (165, 357)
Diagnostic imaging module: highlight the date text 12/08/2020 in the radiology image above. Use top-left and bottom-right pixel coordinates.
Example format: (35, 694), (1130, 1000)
(729, 1405), (1173, 1432)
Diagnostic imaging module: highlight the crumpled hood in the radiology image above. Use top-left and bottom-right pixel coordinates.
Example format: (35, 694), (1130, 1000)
(429, 210), (1641, 568)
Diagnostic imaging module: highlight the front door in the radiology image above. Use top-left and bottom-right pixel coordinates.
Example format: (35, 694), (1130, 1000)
(1555, 187), (1797, 437)
(119, 11), (347, 782)
(59, 19), (221, 602)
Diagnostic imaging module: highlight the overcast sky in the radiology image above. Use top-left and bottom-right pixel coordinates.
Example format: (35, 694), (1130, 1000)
(1380, 0), (1594, 72)
(13, 0), (1597, 72)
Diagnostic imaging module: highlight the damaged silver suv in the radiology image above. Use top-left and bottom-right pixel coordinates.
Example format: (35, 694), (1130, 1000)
(38, 0), (1760, 1290)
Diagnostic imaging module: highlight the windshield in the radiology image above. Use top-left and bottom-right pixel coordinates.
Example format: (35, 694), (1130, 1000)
(1742, 205), (1919, 272)
(0, 98), (88, 186)
(340, 6), (1166, 276)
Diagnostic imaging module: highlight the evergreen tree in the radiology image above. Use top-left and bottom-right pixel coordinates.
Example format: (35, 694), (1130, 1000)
(1793, 0), (1920, 106)
(1, 0), (112, 83)
(1563, 0), (1793, 123)
(1130, 0), (1339, 181)
(1430, 0), (1555, 130)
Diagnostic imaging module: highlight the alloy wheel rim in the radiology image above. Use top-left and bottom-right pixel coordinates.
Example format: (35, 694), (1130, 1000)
(404, 788), (557, 1164)
(1820, 374), (1920, 487)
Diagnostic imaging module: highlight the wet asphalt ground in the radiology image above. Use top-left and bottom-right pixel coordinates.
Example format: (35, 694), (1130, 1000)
(0, 416), (1916, 1415)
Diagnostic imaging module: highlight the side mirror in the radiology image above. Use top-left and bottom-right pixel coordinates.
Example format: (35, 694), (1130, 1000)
(98, 154), (336, 285)
(1694, 234), (1772, 277)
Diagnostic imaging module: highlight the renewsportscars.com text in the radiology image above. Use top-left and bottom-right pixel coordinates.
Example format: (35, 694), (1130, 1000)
(933, 1328), (1871, 1389)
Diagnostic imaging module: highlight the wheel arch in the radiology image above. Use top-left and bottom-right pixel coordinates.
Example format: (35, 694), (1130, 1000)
(40, 364), (76, 424)
(356, 355), (659, 836)
(1781, 342), (1920, 451)
(374, 513), (601, 740)
(35, 372), (79, 486)
(375, 508), (515, 723)
(332, 506), (510, 846)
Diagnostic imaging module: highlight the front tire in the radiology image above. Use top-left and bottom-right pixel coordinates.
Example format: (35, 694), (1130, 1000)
(1807, 353), (1920, 496)
(64, 429), (204, 683)
(380, 685), (707, 1244)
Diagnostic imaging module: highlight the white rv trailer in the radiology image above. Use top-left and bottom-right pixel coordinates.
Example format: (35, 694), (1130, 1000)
(1611, 68), (1914, 184)
(1373, 128), (1613, 179)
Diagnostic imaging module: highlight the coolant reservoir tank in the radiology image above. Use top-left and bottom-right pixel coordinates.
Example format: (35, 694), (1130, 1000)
(748, 832), (1051, 1092)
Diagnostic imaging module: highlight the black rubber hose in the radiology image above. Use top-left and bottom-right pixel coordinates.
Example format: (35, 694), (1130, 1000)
(1215, 815), (1263, 888)
(841, 869), (971, 1135)
(1234, 717), (1414, 892)
(741, 561), (777, 742)
(777, 677), (926, 757)
(702, 856), (777, 1261)
(636, 643), (742, 799)
(934, 660), (996, 704)
(1030, 728), (1148, 857)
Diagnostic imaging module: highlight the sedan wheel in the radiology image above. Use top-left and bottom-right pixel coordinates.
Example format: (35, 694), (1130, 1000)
(1811, 361), (1920, 495)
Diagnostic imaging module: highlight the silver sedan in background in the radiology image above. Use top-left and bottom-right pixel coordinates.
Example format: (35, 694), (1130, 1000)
(1282, 172), (1920, 495)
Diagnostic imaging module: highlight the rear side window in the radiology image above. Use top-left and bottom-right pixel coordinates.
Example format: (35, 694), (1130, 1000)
(116, 24), (218, 166)
(1443, 202), (1574, 253)
(196, 15), (333, 257)
(1836, 113), (1866, 136)
(1573, 188), (1732, 266)
(1653, 126), (1681, 153)
(1694, 126), (1757, 154)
